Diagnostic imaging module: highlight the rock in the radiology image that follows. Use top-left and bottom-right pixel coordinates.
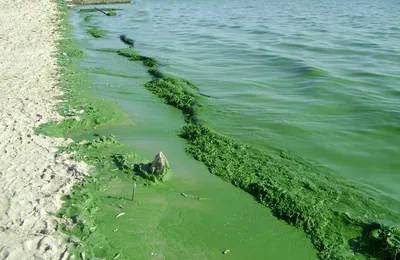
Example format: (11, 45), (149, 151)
(149, 151), (169, 177)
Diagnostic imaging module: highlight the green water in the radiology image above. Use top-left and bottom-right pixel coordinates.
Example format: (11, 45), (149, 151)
(66, 0), (400, 258)
(131, 0), (400, 204)
(77, 0), (400, 204)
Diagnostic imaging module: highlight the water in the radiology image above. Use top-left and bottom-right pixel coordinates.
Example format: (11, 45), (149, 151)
(116, 0), (400, 203)
(70, 0), (400, 257)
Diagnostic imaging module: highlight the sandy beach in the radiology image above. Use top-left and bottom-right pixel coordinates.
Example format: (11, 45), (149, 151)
(0, 0), (87, 258)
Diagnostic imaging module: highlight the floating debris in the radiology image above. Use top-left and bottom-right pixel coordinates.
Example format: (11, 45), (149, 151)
(222, 249), (230, 255)
(80, 252), (86, 260)
(113, 228), (118, 232)
(113, 253), (121, 259)
(120, 35), (135, 48)
(115, 212), (125, 218)
(180, 192), (188, 198)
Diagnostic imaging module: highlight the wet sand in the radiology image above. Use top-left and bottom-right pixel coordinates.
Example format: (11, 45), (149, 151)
(0, 1), (88, 258)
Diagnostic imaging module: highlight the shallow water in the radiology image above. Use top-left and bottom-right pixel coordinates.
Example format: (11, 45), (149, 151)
(69, 0), (399, 257)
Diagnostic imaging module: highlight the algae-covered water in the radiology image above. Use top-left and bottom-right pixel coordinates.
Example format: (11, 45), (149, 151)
(64, 0), (399, 258)
(105, 0), (400, 203)
(78, 0), (400, 201)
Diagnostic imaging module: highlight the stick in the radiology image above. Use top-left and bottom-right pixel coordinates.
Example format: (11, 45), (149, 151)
(94, 7), (109, 16)
(131, 181), (137, 201)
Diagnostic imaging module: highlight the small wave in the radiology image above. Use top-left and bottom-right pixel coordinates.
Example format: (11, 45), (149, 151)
(247, 29), (268, 35)
(265, 54), (330, 79)
(293, 65), (329, 78)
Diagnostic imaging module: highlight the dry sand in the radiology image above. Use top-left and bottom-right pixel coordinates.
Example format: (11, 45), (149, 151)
(0, 0), (88, 259)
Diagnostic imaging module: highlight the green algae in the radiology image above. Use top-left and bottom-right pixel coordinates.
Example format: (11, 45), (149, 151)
(148, 66), (165, 78)
(34, 8), (125, 137)
(140, 56), (157, 68)
(112, 152), (167, 182)
(56, 136), (160, 259)
(92, 48), (119, 53)
(116, 91), (135, 95)
(111, 46), (400, 259)
(117, 48), (158, 68)
(145, 78), (197, 113)
(87, 27), (105, 38)
(84, 15), (91, 22)
(116, 48), (198, 115)
(34, 55), (124, 137)
(35, 3), (124, 138)
(179, 123), (400, 259)
(89, 67), (147, 79)
(117, 48), (138, 59)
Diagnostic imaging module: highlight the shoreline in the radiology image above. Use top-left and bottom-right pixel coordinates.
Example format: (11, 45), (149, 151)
(0, 0), (89, 258)
(1, 1), (398, 259)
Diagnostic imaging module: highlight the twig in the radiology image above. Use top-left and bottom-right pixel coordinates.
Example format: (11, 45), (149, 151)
(131, 181), (137, 201)
(94, 7), (110, 16)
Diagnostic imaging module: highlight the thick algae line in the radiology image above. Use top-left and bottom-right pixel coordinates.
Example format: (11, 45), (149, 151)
(84, 17), (400, 260)
(34, 1), (319, 259)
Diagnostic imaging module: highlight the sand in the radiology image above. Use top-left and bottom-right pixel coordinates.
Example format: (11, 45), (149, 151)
(0, 0), (89, 259)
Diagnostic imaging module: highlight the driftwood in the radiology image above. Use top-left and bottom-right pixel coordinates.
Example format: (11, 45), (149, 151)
(119, 35), (135, 48)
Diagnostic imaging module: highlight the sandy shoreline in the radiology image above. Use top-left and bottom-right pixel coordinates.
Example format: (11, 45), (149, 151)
(0, 0), (87, 258)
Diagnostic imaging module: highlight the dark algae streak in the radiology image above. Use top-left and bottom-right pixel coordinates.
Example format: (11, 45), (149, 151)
(105, 35), (400, 260)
